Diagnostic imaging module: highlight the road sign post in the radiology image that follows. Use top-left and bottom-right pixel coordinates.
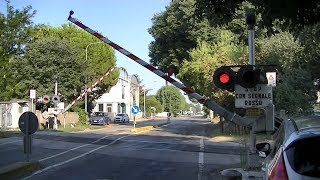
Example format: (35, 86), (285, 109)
(19, 111), (39, 162)
(131, 105), (140, 129)
(29, 89), (36, 113)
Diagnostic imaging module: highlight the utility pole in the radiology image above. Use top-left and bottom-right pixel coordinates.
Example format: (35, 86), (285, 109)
(143, 88), (146, 118)
(143, 88), (152, 118)
(54, 76), (58, 130)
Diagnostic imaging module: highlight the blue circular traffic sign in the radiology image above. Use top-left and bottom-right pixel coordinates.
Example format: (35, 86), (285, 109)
(131, 105), (140, 115)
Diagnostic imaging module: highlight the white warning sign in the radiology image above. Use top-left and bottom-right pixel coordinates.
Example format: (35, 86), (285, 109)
(266, 72), (276, 87)
(235, 84), (273, 108)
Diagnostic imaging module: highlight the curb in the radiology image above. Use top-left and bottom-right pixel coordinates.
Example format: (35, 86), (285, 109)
(0, 161), (41, 179)
(131, 122), (169, 133)
(221, 168), (265, 179)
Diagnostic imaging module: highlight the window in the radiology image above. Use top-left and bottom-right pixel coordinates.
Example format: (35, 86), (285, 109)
(122, 85), (125, 99)
(133, 89), (136, 105)
(107, 104), (112, 113)
(98, 104), (103, 112)
(122, 105), (126, 113)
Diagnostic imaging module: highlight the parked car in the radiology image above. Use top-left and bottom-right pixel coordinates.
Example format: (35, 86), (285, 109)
(257, 115), (320, 180)
(89, 112), (110, 125)
(114, 113), (130, 123)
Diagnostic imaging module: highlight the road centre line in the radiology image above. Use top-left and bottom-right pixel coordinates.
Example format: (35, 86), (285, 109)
(38, 134), (118, 162)
(121, 138), (198, 145)
(136, 147), (189, 153)
(0, 146), (20, 152)
(0, 140), (21, 146)
(198, 138), (204, 180)
(24, 134), (131, 179)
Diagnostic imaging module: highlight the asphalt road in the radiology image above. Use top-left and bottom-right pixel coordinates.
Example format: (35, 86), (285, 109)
(0, 116), (242, 180)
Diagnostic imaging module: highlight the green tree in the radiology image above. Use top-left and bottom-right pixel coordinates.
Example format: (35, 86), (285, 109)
(148, 0), (218, 75)
(194, 104), (202, 114)
(144, 96), (162, 117)
(299, 22), (320, 79)
(31, 24), (119, 111)
(155, 86), (186, 115)
(177, 31), (247, 111)
(257, 31), (303, 73)
(274, 68), (316, 114)
(183, 103), (191, 112)
(0, 1), (35, 100)
(195, 0), (320, 35)
(10, 37), (83, 104)
(227, 1), (267, 43)
(258, 31), (316, 114)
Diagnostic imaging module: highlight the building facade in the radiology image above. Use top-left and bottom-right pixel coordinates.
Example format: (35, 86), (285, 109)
(0, 100), (30, 128)
(93, 67), (141, 119)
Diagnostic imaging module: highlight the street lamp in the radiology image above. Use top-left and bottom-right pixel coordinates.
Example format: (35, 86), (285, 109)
(143, 87), (153, 118)
(84, 42), (104, 113)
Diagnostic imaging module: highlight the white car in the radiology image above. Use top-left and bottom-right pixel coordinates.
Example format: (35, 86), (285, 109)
(114, 113), (130, 123)
(257, 115), (320, 180)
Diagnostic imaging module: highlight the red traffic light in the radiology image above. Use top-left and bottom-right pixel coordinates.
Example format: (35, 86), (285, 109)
(43, 95), (50, 103)
(213, 66), (236, 91)
(219, 73), (230, 84)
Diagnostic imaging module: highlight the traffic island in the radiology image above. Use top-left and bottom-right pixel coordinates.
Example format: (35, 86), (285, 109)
(131, 125), (154, 133)
(131, 122), (169, 133)
(0, 161), (41, 179)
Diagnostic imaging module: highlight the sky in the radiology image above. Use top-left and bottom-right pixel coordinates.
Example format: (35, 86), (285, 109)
(1, 0), (173, 95)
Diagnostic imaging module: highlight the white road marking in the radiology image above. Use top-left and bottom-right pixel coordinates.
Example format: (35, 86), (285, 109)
(38, 143), (90, 162)
(0, 146), (20, 152)
(198, 138), (204, 180)
(0, 140), (21, 146)
(38, 134), (116, 162)
(121, 139), (183, 144)
(136, 147), (187, 153)
(24, 135), (130, 179)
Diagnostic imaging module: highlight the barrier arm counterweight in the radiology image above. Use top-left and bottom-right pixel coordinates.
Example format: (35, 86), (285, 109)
(64, 67), (115, 112)
(67, 11), (251, 126)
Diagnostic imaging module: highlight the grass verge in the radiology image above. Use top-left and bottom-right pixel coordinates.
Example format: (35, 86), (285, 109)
(39, 124), (106, 133)
(0, 161), (42, 180)
(0, 129), (21, 139)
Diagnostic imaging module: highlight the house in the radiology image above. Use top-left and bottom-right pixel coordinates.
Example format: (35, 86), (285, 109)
(0, 100), (31, 128)
(92, 67), (141, 119)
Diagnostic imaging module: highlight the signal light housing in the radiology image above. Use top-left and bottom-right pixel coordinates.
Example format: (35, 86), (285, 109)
(213, 65), (269, 91)
(213, 66), (236, 92)
(237, 65), (268, 88)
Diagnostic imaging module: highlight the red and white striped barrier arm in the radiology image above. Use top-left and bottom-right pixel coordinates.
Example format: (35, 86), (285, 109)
(64, 67), (115, 112)
(67, 11), (251, 126)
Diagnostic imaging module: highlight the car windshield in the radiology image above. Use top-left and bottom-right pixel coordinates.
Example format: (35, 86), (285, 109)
(291, 115), (320, 130)
(116, 114), (124, 116)
(285, 115), (320, 177)
(94, 112), (104, 116)
(285, 136), (320, 177)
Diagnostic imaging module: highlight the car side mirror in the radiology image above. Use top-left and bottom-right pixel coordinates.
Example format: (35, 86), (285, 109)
(256, 142), (270, 152)
(256, 142), (271, 157)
